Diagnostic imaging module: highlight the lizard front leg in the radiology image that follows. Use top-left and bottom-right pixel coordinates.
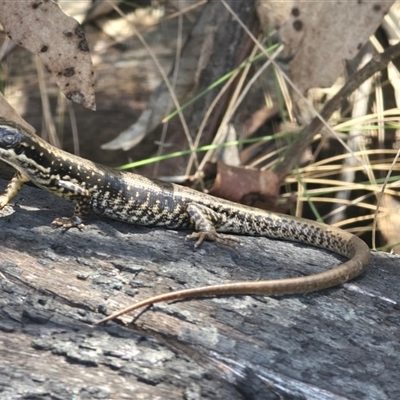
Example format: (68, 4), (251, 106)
(0, 171), (30, 208)
(185, 203), (238, 248)
(51, 179), (91, 230)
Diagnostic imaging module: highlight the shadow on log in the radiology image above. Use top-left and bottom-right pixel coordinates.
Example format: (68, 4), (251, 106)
(0, 178), (399, 399)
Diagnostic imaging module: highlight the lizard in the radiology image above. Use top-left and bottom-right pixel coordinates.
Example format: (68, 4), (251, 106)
(0, 118), (371, 323)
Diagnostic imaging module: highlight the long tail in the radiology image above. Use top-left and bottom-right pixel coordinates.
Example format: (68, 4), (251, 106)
(96, 225), (370, 324)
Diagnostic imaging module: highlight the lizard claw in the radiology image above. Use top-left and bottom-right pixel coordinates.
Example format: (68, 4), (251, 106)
(186, 232), (207, 248)
(0, 195), (9, 209)
(52, 216), (85, 231)
(186, 231), (239, 249)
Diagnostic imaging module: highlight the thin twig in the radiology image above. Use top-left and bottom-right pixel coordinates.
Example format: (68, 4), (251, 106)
(372, 147), (400, 250)
(112, 3), (199, 169)
(277, 42), (400, 174)
(220, 0), (369, 173)
(153, 9), (184, 177)
(35, 55), (61, 148)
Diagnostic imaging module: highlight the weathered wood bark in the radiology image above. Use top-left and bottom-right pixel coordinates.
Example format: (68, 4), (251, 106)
(0, 178), (399, 399)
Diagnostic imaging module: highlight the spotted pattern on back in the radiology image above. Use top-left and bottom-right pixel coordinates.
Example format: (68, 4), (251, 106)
(0, 119), (357, 260)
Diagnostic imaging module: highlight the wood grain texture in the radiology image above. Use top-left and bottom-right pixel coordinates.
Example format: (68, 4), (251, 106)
(0, 179), (399, 400)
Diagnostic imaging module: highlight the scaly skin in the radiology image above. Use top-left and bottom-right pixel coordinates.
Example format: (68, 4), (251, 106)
(0, 118), (371, 323)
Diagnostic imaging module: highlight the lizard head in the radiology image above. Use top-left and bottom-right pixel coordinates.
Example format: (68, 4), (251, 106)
(0, 119), (83, 187)
(0, 120), (51, 178)
(0, 124), (29, 160)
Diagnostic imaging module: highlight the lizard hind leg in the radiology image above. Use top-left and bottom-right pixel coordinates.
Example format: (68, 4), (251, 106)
(52, 198), (91, 230)
(185, 203), (238, 248)
(51, 179), (91, 230)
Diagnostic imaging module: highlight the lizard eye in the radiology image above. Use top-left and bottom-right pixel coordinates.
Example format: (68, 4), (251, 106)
(3, 134), (15, 145)
(0, 128), (20, 149)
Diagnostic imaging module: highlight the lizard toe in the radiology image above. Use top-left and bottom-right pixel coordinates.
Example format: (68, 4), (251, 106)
(52, 216), (85, 231)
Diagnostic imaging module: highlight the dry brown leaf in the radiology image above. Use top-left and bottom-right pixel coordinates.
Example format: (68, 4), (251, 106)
(242, 105), (280, 139)
(207, 161), (295, 213)
(377, 193), (400, 254)
(0, 0), (96, 110)
(257, 1), (394, 94)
